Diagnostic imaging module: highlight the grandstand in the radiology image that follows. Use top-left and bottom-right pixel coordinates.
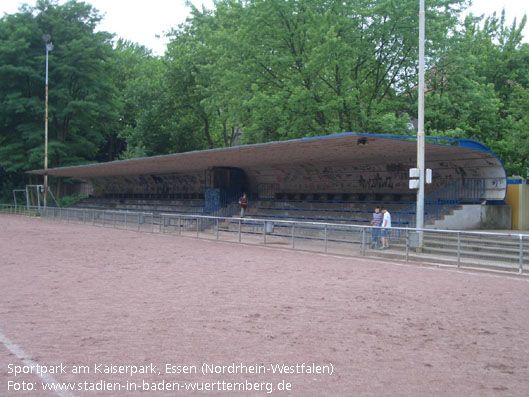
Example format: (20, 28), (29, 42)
(28, 132), (510, 230)
(71, 196), (204, 215)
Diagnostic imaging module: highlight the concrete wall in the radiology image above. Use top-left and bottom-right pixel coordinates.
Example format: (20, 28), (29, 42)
(521, 182), (529, 230)
(481, 205), (512, 230)
(88, 172), (206, 196)
(247, 161), (496, 199)
(428, 204), (512, 230)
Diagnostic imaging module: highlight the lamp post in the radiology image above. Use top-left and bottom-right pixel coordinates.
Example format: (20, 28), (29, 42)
(416, 0), (425, 248)
(42, 34), (53, 208)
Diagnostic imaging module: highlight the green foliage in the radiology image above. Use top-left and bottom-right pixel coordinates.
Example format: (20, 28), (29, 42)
(0, 0), (122, 197)
(1, 0), (528, 195)
(417, 9), (529, 177)
(145, 0), (466, 150)
(57, 193), (87, 207)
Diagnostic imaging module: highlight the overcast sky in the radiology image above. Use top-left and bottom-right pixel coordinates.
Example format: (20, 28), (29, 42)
(0, 0), (528, 56)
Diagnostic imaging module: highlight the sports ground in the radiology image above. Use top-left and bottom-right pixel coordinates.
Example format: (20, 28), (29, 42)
(1, 214), (529, 396)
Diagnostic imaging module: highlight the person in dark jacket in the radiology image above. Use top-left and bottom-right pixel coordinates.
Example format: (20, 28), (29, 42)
(370, 206), (383, 249)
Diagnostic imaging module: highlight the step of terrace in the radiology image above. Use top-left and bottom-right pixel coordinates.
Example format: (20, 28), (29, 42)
(369, 247), (527, 273)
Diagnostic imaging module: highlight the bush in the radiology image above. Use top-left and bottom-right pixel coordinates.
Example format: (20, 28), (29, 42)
(58, 194), (88, 208)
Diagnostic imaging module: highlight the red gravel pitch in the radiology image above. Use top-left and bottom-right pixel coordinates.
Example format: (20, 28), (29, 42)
(1, 215), (529, 396)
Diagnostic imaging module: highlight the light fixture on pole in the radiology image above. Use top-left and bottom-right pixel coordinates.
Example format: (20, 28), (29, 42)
(416, 0), (425, 248)
(42, 34), (53, 208)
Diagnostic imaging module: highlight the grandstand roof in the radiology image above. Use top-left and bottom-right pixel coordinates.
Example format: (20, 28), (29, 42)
(28, 132), (503, 179)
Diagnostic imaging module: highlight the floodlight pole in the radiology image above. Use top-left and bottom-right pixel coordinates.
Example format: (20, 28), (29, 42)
(42, 35), (53, 208)
(416, 0), (425, 248)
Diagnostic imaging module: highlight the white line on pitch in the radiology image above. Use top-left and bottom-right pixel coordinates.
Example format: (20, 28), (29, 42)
(0, 329), (73, 397)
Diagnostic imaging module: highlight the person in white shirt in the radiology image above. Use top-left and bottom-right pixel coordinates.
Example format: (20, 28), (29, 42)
(381, 207), (392, 249)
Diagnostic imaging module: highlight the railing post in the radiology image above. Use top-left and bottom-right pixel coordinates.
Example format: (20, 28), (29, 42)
(324, 224), (328, 252)
(137, 213), (140, 232)
(238, 219), (242, 242)
(457, 232), (461, 268)
(361, 227), (366, 256)
(178, 216), (182, 235)
(405, 229), (409, 261)
(196, 216), (199, 237)
(292, 223), (295, 248)
(263, 220), (267, 244)
(518, 234), (523, 274)
(216, 218), (219, 240)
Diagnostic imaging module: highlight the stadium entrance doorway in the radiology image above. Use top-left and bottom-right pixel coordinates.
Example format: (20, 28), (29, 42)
(212, 167), (249, 198)
(204, 167), (249, 214)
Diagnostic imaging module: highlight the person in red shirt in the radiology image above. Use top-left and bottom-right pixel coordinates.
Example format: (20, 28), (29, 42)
(239, 192), (248, 218)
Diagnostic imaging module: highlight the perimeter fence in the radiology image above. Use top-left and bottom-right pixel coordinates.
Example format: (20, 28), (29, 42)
(1, 204), (527, 274)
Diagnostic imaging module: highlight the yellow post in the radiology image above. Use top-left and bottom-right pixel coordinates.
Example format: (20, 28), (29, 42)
(505, 181), (520, 230)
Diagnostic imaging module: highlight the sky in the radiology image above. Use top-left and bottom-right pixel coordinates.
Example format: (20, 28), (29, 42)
(0, 0), (528, 56)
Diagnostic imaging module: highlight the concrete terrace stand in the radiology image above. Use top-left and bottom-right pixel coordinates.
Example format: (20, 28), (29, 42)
(28, 132), (509, 230)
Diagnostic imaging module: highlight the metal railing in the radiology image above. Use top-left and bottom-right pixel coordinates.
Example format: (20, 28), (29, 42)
(0, 203), (43, 216)
(397, 178), (486, 228)
(1, 204), (527, 275)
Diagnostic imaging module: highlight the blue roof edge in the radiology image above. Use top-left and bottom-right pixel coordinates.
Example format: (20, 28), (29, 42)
(303, 132), (495, 155)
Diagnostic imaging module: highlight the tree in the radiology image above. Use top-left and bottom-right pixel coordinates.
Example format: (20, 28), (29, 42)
(418, 9), (529, 176)
(0, 0), (120, 199)
(161, 0), (466, 145)
(111, 39), (164, 159)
